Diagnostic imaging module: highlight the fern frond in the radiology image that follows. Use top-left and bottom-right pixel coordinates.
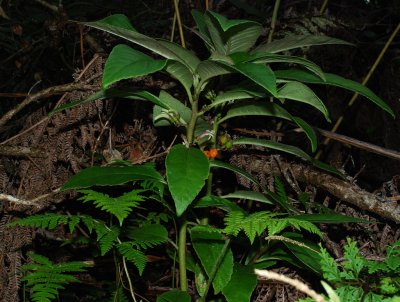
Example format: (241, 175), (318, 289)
(98, 225), (120, 256)
(78, 189), (146, 225)
(110, 287), (129, 302)
(224, 210), (246, 237)
(266, 218), (322, 238)
(7, 213), (71, 230)
(224, 211), (275, 243)
(21, 253), (87, 302)
(125, 224), (168, 249)
(117, 242), (147, 275)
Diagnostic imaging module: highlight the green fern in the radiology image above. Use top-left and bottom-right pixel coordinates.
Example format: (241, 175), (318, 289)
(99, 225), (120, 256)
(267, 218), (322, 238)
(224, 211), (321, 243)
(7, 213), (70, 230)
(21, 252), (87, 302)
(110, 287), (129, 302)
(78, 189), (146, 225)
(224, 211), (275, 243)
(125, 224), (168, 249)
(117, 242), (147, 275)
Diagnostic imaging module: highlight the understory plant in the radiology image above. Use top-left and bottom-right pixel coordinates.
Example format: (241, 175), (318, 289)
(298, 238), (400, 302)
(10, 10), (394, 302)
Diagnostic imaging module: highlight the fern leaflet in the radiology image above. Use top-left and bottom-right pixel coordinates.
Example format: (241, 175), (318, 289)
(7, 213), (70, 230)
(117, 242), (147, 275)
(267, 218), (322, 238)
(21, 252), (87, 302)
(125, 224), (168, 249)
(99, 225), (120, 256)
(78, 189), (146, 225)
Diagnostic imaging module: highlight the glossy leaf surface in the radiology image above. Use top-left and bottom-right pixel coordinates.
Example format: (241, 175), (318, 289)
(191, 226), (234, 293)
(61, 164), (164, 191)
(276, 69), (394, 117)
(166, 145), (209, 216)
(103, 44), (167, 89)
(222, 264), (257, 302)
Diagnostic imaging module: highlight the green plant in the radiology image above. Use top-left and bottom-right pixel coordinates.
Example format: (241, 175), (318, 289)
(19, 252), (88, 302)
(298, 238), (400, 302)
(320, 238), (400, 302)
(11, 9), (394, 302)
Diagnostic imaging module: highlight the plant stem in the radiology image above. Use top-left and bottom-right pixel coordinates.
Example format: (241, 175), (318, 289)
(268, 0), (281, 43)
(178, 218), (188, 291)
(187, 100), (199, 145)
(198, 238), (231, 302)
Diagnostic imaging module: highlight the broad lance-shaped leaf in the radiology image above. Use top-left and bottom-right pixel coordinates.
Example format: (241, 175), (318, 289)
(252, 35), (354, 54)
(219, 62), (277, 97)
(84, 15), (199, 72)
(222, 190), (273, 205)
(196, 60), (233, 87)
(278, 81), (330, 121)
(191, 226), (234, 294)
(230, 52), (325, 81)
(208, 88), (265, 109)
(156, 290), (191, 302)
(222, 264), (257, 302)
(218, 102), (317, 152)
(232, 137), (312, 160)
(275, 69), (395, 117)
(153, 91), (192, 126)
(166, 145), (210, 216)
(164, 61), (193, 94)
(61, 163), (165, 191)
(51, 89), (169, 115)
(103, 44), (167, 89)
(205, 11), (262, 54)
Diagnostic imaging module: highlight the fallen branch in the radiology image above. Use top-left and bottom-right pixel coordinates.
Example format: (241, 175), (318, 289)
(235, 154), (400, 223)
(0, 82), (95, 129)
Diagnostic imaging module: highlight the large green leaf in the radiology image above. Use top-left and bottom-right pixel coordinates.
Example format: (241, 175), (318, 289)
(61, 164), (165, 191)
(252, 35), (354, 54)
(153, 91), (192, 126)
(156, 290), (191, 302)
(156, 40), (201, 72)
(278, 81), (330, 121)
(283, 234), (323, 275)
(205, 11), (262, 54)
(230, 52), (325, 80)
(292, 213), (369, 224)
(292, 116), (318, 152)
(195, 195), (245, 213)
(275, 69), (395, 117)
(209, 88), (265, 109)
(225, 23), (262, 54)
(164, 61), (193, 95)
(125, 224), (169, 247)
(196, 60), (233, 87)
(222, 264), (257, 302)
(204, 12), (226, 54)
(218, 102), (318, 151)
(232, 137), (312, 160)
(165, 145), (210, 216)
(103, 44), (167, 89)
(191, 225), (234, 294)
(52, 88), (169, 115)
(224, 62), (277, 96)
(84, 15), (193, 70)
(222, 190), (273, 205)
